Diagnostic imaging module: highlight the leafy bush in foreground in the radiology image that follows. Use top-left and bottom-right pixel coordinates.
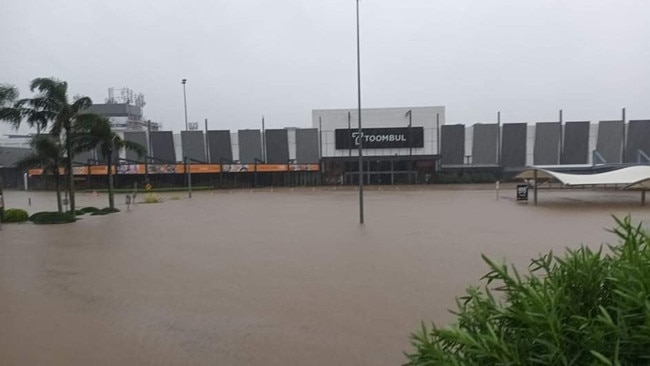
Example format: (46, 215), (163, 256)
(29, 211), (76, 224)
(2, 208), (29, 223)
(406, 216), (650, 366)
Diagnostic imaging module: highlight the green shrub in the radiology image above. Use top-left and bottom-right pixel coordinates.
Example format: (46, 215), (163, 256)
(29, 211), (76, 225)
(80, 206), (100, 214)
(405, 216), (650, 365)
(90, 207), (120, 216)
(142, 192), (162, 204)
(2, 208), (29, 223)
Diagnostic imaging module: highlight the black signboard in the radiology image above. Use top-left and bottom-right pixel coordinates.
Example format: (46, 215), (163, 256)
(516, 184), (529, 201)
(335, 127), (424, 149)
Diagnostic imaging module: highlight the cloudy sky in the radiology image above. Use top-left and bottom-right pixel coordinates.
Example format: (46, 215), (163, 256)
(1, 0), (649, 135)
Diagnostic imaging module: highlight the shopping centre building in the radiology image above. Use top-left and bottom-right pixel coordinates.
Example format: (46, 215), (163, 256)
(2, 105), (650, 189)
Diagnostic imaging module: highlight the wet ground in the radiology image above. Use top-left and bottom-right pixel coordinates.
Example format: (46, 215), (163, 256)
(1, 185), (649, 365)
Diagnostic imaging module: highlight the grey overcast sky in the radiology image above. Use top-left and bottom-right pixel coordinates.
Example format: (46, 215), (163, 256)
(1, 0), (649, 134)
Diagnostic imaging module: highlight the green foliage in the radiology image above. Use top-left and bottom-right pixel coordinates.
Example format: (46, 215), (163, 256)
(90, 207), (120, 216)
(80, 206), (100, 214)
(2, 208), (29, 223)
(142, 192), (162, 204)
(75, 207), (102, 216)
(405, 216), (650, 366)
(29, 211), (76, 225)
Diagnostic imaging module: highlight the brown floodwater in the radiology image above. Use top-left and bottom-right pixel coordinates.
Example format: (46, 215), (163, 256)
(1, 185), (649, 365)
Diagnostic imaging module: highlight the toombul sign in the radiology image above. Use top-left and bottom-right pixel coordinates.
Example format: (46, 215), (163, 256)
(335, 127), (424, 149)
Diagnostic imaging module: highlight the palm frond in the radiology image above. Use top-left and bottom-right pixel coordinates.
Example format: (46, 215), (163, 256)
(70, 97), (92, 114)
(120, 139), (146, 158)
(0, 84), (19, 105)
(0, 85), (22, 127)
(15, 154), (45, 170)
(30, 78), (67, 105)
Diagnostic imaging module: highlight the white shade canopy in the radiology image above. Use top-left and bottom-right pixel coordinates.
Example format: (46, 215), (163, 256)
(516, 165), (650, 190)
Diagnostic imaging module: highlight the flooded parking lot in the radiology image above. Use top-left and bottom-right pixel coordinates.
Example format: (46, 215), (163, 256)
(1, 186), (649, 365)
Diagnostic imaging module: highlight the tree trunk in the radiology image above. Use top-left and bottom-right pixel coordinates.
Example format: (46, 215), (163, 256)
(54, 168), (62, 213)
(65, 128), (76, 213)
(107, 151), (115, 209)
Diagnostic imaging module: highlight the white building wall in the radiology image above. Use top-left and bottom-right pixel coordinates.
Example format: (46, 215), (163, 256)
(230, 132), (239, 162)
(526, 125), (535, 166)
(287, 128), (296, 161)
(173, 133), (182, 162)
(465, 125), (474, 164)
(588, 122), (598, 165)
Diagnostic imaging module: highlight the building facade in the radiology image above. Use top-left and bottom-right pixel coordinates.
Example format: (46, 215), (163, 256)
(313, 106), (446, 184)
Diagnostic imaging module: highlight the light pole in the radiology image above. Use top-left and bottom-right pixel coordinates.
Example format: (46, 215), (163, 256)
(181, 79), (188, 131)
(356, 0), (364, 224)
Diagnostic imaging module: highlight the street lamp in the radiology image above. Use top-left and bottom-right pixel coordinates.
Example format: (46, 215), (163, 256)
(356, 0), (364, 224)
(181, 79), (188, 131)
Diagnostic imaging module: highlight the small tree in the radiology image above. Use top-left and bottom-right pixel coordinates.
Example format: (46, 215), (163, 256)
(406, 216), (650, 365)
(75, 115), (145, 209)
(16, 135), (65, 212)
(3, 78), (93, 213)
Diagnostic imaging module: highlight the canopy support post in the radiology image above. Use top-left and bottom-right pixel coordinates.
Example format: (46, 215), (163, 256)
(642, 190), (646, 206)
(533, 169), (538, 206)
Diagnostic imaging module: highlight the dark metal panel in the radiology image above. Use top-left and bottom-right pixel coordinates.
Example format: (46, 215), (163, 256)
(74, 150), (96, 164)
(181, 131), (206, 162)
(238, 130), (262, 164)
(93, 148), (118, 165)
(123, 131), (148, 161)
(471, 124), (498, 164)
(500, 123), (527, 168)
(0, 146), (31, 167)
(596, 121), (624, 163)
(561, 121), (590, 164)
(625, 120), (650, 163)
(534, 122), (561, 165)
(440, 125), (465, 165)
(295, 128), (319, 163)
(207, 130), (233, 163)
(265, 129), (289, 164)
(150, 131), (176, 163)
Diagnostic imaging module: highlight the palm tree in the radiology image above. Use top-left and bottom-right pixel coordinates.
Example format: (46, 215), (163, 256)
(12, 78), (93, 213)
(16, 135), (65, 212)
(75, 115), (145, 209)
(0, 84), (21, 124)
